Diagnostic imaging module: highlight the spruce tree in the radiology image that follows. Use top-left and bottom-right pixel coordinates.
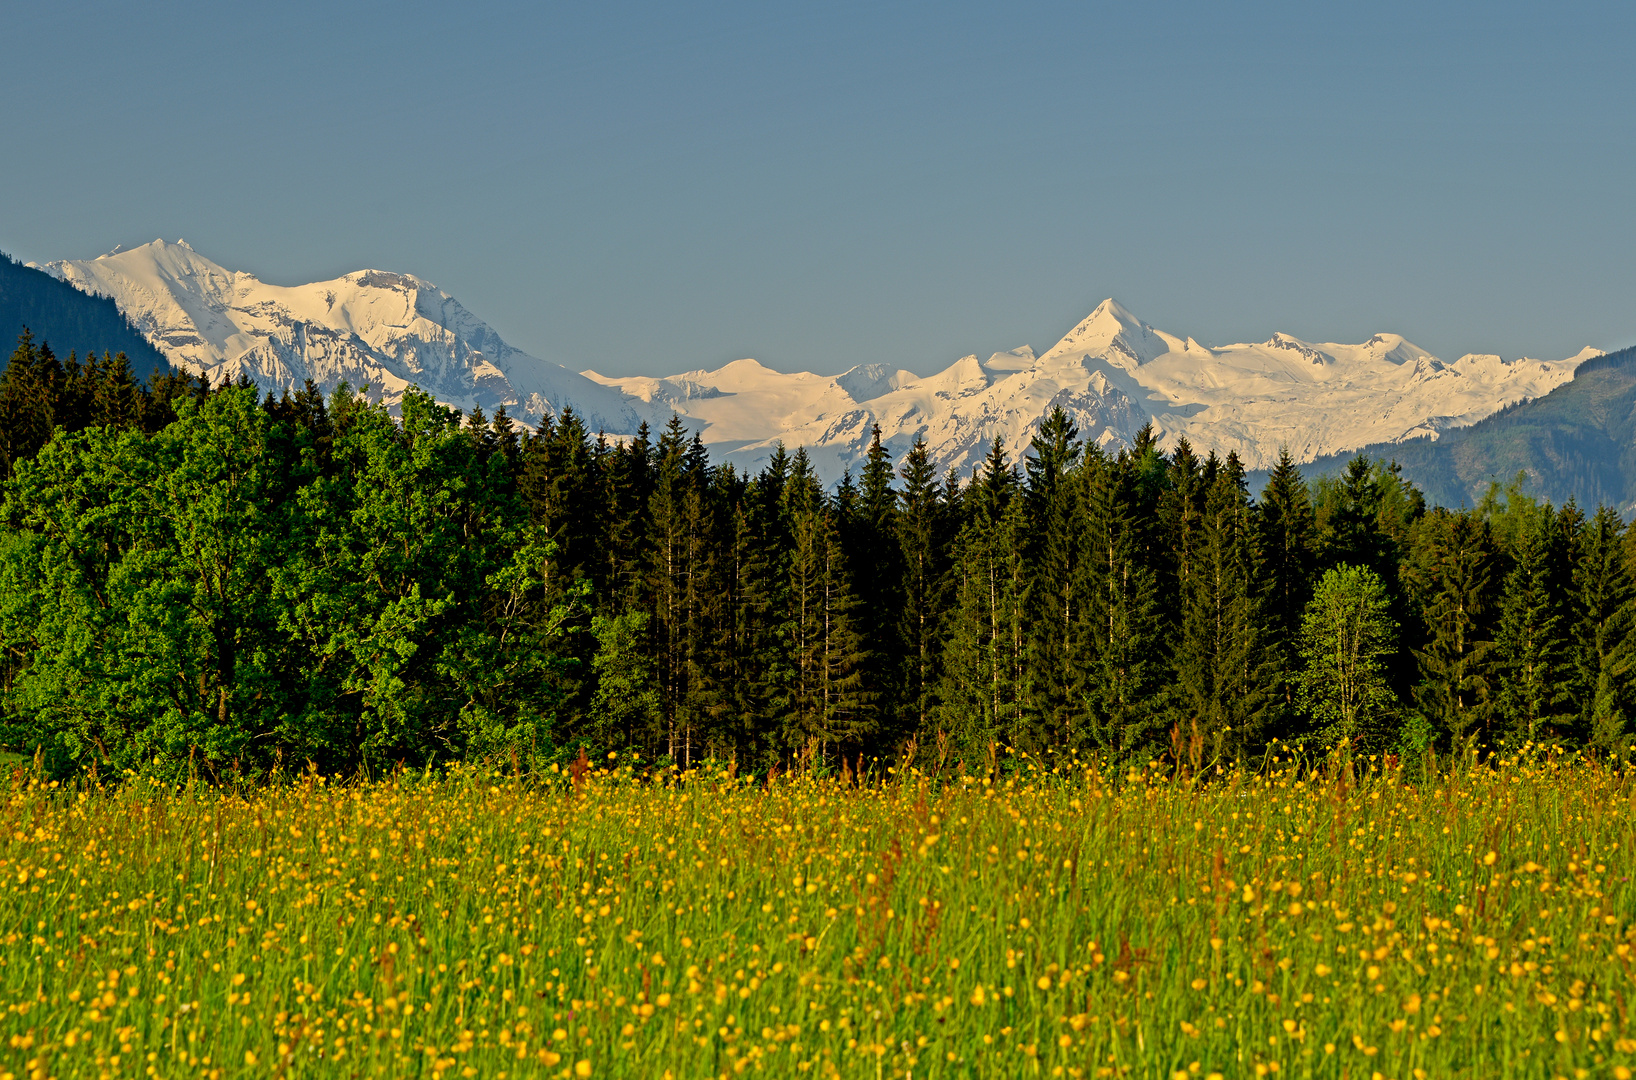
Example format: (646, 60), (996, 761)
(1407, 509), (1498, 747)
(782, 449), (869, 760)
(1576, 508), (1635, 755)
(647, 417), (698, 761)
(1175, 452), (1274, 754)
(0, 330), (56, 477)
(895, 438), (945, 740)
(1257, 447), (1316, 711)
(1492, 502), (1575, 744)
(935, 440), (1025, 757)
(1077, 448), (1165, 758)
(1023, 407), (1083, 743)
(1159, 438), (1205, 608)
(851, 426), (904, 730)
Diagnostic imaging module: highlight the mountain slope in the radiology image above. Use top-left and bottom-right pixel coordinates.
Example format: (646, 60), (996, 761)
(1297, 346), (1636, 512)
(35, 240), (639, 432)
(0, 253), (169, 381)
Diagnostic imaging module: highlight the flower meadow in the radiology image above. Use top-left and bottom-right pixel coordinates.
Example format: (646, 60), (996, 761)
(1, 752), (1634, 1080)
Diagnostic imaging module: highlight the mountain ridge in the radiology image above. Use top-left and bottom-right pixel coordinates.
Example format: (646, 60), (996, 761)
(34, 240), (640, 435)
(35, 240), (1598, 484)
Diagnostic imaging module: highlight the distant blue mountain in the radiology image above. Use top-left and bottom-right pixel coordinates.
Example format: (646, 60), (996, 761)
(0, 252), (169, 382)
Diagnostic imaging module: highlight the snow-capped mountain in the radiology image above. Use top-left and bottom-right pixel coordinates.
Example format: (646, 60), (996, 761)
(40, 241), (1597, 485)
(34, 240), (640, 434)
(592, 299), (1598, 480)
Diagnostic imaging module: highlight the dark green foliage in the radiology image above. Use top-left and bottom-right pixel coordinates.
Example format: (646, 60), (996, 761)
(1175, 453), (1275, 755)
(1257, 448), (1316, 715)
(1483, 483), (1577, 744)
(0, 372), (1633, 777)
(1406, 509), (1499, 747)
(0, 254), (169, 383)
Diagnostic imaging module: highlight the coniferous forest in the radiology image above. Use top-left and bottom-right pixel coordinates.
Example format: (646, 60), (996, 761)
(0, 330), (1630, 779)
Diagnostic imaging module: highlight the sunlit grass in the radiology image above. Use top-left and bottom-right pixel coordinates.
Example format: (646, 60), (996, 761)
(1, 749), (1634, 1078)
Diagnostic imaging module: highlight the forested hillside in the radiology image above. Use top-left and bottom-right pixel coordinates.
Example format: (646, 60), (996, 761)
(0, 333), (1630, 779)
(0, 252), (169, 382)
(1299, 344), (1636, 512)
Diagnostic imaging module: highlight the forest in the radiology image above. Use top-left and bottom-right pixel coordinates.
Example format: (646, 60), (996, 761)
(0, 330), (1629, 779)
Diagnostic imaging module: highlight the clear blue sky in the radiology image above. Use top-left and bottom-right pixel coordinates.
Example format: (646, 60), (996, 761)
(4, 0), (1633, 376)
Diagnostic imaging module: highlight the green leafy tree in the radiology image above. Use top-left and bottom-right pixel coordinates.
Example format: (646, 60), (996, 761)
(1296, 564), (1398, 746)
(0, 388), (294, 773)
(587, 610), (663, 750)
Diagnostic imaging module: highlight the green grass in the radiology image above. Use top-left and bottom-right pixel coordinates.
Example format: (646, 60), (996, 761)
(1, 750), (1634, 1078)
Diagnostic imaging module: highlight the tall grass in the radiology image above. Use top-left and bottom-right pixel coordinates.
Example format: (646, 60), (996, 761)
(1, 748), (1633, 1079)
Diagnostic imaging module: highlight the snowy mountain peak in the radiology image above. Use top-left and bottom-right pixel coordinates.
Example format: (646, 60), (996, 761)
(1264, 333), (1333, 366)
(34, 242), (640, 435)
(1037, 298), (1180, 369)
(835, 363), (916, 402)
